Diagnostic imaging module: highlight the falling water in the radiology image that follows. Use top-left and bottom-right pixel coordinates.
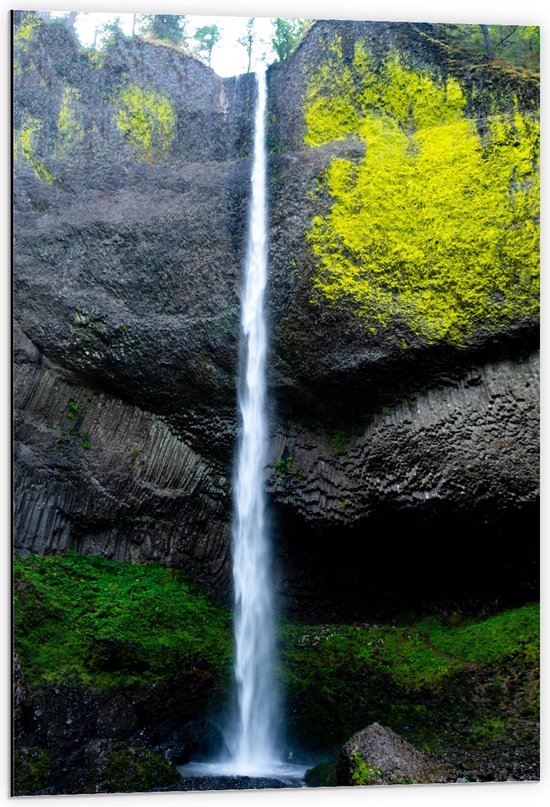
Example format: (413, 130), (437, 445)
(175, 71), (307, 786)
(230, 68), (279, 774)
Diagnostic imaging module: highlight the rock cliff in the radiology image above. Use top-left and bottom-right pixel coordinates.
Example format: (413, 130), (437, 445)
(13, 16), (539, 615)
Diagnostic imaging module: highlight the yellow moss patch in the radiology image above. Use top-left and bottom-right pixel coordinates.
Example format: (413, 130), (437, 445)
(116, 85), (176, 162)
(305, 41), (539, 346)
(13, 12), (41, 74)
(56, 86), (83, 155)
(13, 13), (40, 48)
(13, 118), (53, 184)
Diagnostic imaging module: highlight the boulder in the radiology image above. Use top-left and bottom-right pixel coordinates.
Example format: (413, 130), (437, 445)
(337, 722), (453, 786)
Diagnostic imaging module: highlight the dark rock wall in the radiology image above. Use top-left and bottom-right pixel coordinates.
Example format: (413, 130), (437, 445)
(267, 352), (539, 527)
(13, 18), (539, 616)
(267, 350), (538, 619)
(14, 324), (232, 597)
(265, 19), (539, 413)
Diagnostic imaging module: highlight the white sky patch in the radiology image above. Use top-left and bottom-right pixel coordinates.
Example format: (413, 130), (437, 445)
(40, 11), (294, 76)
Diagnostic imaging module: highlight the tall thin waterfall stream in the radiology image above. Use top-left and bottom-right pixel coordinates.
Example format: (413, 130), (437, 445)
(177, 71), (307, 787)
(230, 68), (278, 774)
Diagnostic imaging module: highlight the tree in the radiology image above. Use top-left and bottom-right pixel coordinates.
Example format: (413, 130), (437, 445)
(271, 18), (308, 62)
(193, 24), (221, 67)
(94, 17), (125, 49)
(142, 14), (187, 46)
(238, 17), (255, 73)
(480, 25), (494, 59)
(428, 23), (539, 70)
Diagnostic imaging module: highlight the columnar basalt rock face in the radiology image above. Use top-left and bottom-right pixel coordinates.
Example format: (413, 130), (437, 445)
(267, 352), (539, 525)
(13, 17), (539, 613)
(14, 324), (232, 597)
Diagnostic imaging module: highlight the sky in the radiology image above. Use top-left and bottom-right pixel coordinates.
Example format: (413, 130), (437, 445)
(41, 11), (290, 76)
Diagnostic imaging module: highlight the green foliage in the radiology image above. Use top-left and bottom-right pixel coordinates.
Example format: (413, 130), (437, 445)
(238, 18), (255, 73)
(271, 18), (309, 62)
(59, 400), (91, 452)
(418, 602), (540, 665)
(274, 456), (294, 474)
(430, 24), (539, 71)
(13, 11), (40, 50)
(470, 716), (506, 746)
(279, 603), (539, 748)
(66, 400), (80, 420)
(350, 753), (382, 785)
(13, 552), (232, 690)
(274, 455), (307, 483)
(116, 85), (176, 162)
(304, 42), (539, 346)
(193, 24), (221, 67)
(141, 14), (186, 46)
(94, 17), (128, 50)
(13, 748), (51, 795)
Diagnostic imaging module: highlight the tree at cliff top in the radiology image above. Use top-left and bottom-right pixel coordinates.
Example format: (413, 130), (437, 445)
(271, 18), (309, 62)
(193, 24), (221, 68)
(305, 41), (539, 348)
(238, 18), (256, 73)
(141, 14), (187, 47)
(94, 17), (127, 50)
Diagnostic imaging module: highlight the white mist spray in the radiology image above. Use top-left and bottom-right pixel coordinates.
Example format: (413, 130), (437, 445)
(230, 68), (279, 775)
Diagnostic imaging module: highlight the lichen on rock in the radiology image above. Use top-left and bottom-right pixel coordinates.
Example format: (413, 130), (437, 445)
(304, 39), (540, 347)
(56, 85), (83, 155)
(13, 115), (53, 183)
(116, 84), (176, 162)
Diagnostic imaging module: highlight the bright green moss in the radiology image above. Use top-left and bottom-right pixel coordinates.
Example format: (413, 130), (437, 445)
(13, 118), (53, 184)
(305, 41), (540, 346)
(56, 86), (83, 154)
(280, 602), (539, 748)
(116, 85), (176, 162)
(418, 602), (540, 665)
(13, 551), (232, 690)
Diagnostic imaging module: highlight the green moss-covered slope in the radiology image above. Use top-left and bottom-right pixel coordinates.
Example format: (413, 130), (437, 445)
(280, 602), (539, 757)
(304, 39), (539, 347)
(13, 552), (539, 781)
(13, 551), (232, 690)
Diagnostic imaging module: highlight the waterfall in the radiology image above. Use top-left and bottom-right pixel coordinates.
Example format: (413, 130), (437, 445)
(230, 68), (279, 774)
(175, 70), (307, 785)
